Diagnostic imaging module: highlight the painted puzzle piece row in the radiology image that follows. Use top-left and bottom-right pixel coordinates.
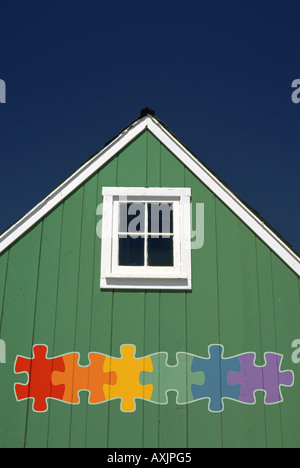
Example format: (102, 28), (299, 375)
(189, 345), (294, 412)
(14, 344), (150, 413)
(14, 344), (294, 413)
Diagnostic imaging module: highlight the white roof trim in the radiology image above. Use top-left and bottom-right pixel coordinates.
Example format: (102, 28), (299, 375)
(0, 115), (299, 277)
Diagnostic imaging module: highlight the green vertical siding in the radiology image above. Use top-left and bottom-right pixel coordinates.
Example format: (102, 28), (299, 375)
(271, 254), (300, 448)
(0, 130), (299, 447)
(185, 169), (221, 448)
(0, 225), (43, 447)
(216, 201), (266, 448)
(25, 207), (63, 448)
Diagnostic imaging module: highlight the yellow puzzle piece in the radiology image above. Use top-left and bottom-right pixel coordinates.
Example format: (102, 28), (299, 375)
(103, 345), (153, 412)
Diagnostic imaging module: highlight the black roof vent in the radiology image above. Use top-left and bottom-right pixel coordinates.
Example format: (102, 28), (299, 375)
(140, 107), (155, 117)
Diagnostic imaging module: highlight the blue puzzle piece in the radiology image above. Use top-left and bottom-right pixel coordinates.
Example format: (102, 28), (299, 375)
(191, 345), (241, 412)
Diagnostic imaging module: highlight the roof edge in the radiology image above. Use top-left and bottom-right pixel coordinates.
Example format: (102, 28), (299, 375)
(0, 113), (299, 277)
(0, 115), (149, 254)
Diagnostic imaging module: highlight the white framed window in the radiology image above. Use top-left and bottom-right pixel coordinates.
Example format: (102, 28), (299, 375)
(100, 187), (191, 289)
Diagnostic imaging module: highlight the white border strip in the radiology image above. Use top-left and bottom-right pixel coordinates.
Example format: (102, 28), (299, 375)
(0, 115), (299, 277)
(102, 187), (191, 197)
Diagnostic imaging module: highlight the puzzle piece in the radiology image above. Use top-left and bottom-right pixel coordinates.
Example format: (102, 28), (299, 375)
(51, 352), (117, 404)
(140, 352), (205, 404)
(14, 345), (65, 412)
(191, 345), (241, 412)
(227, 352), (294, 404)
(103, 345), (153, 412)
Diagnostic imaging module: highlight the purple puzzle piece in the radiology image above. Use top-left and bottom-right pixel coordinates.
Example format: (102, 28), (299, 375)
(227, 352), (294, 404)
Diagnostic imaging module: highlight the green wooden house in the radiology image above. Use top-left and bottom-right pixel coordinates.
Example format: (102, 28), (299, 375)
(0, 109), (299, 448)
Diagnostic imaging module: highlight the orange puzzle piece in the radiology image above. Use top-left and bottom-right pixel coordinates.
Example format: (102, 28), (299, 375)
(51, 352), (117, 404)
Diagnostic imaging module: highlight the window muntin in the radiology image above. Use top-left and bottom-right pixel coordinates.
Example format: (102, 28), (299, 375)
(112, 197), (181, 276)
(118, 202), (174, 268)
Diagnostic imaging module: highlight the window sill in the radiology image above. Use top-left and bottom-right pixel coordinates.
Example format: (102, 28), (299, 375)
(100, 274), (191, 290)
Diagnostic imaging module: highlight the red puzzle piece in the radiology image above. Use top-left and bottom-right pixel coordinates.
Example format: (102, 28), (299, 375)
(14, 345), (65, 412)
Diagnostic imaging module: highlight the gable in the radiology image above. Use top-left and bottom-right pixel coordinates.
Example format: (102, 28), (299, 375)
(1, 121), (300, 447)
(0, 115), (299, 281)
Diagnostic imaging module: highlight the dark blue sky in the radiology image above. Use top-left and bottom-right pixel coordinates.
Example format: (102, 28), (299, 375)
(0, 0), (299, 254)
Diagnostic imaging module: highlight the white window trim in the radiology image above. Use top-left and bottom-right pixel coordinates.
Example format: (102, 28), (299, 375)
(100, 187), (192, 290)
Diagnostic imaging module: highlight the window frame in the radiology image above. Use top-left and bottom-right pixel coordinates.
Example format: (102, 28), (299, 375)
(100, 187), (192, 290)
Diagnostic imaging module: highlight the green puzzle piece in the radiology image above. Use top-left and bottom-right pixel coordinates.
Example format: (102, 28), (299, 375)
(139, 352), (205, 404)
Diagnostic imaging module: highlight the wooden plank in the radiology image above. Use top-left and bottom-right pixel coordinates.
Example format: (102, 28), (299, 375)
(107, 290), (145, 448)
(184, 170), (222, 448)
(68, 174), (99, 448)
(146, 131), (161, 188)
(143, 291), (160, 447)
(255, 238), (282, 448)
(271, 254), (300, 448)
(117, 131), (147, 187)
(0, 225), (42, 447)
(86, 158), (118, 448)
(158, 291), (187, 448)
(24, 206), (63, 448)
(47, 188), (83, 447)
(159, 146), (187, 448)
(143, 131), (161, 447)
(161, 144), (185, 188)
(216, 199), (266, 448)
(106, 134), (147, 448)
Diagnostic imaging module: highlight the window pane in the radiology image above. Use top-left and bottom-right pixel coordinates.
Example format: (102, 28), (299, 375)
(148, 203), (173, 234)
(147, 236), (173, 266)
(119, 203), (145, 233)
(119, 236), (145, 266)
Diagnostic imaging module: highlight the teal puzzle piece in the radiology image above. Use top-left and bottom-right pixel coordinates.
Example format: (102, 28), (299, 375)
(191, 344), (241, 412)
